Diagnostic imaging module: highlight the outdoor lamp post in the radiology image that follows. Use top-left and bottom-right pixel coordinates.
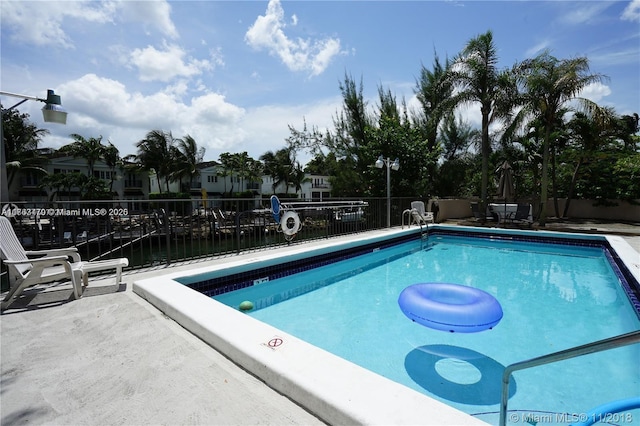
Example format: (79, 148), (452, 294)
(0, 89), (68, 124)
(1, 89), (68, 203)
(375, 155), (400, 228)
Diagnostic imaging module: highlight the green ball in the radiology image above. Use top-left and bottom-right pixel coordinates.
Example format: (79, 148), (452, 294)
(239, 301), (254, 311)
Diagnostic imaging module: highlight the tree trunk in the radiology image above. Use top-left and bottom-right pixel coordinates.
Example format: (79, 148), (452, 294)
(480, 106), (490, 216)
(563, 158), (582, 218)
(551, 145), (559, 218)
(539, 126), (552, 226)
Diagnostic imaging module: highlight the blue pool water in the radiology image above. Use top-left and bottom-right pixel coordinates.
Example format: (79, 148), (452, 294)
(214, 234), (640, 422)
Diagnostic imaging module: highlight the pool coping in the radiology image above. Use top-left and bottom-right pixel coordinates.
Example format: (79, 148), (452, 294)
(132, 225), (639, 425)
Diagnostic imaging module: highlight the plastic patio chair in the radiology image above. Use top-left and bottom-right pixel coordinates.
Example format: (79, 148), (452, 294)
(1, 216), (128, 310)
(410, 201), (434, 225)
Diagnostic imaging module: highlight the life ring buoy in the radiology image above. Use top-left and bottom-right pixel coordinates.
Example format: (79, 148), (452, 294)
(398, 283), (503, 333)
(281, 211), (301, 236)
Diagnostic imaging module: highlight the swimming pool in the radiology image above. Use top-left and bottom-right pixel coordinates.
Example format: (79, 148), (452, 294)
(214, 232), (640, 421)
(133, 226), (640, 425)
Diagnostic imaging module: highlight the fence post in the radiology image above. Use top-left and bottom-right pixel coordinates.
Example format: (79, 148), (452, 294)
(164, 202), (171, 265)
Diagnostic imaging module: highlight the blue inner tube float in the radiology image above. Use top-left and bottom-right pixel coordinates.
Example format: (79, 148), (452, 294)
(398, 283), (503, 333)
(571, 397), (640, 426)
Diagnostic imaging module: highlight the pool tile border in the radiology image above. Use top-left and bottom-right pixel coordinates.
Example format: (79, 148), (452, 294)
(181, 226), (640, 319)
(180, 233), (412, 297)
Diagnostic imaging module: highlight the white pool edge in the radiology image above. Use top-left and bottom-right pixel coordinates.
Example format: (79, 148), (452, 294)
(132, 225), (639, 425)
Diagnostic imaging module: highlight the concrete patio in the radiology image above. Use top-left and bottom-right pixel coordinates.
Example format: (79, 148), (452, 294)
(1, 248), (332, 425)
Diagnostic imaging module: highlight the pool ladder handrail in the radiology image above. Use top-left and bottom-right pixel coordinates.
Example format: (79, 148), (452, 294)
(499, 329), (640, 426)
(401, 209), (428, 232)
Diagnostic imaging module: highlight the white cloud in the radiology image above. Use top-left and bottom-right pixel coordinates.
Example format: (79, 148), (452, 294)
(622, 0), (640, 21)
(55, 73), (246, 158)
(128, 42), (213, 82)
(0, 0), (178, 49)
(244, 0), (345, 77)
(209, 46), (225, 68)
(560, 2), (612, 25)
(10, 72), (339, 164)
(524, 40), (551, 58)
(118, 0), (178, 39)
(0, 1), (114, 48)
(590, 47), (640, 66)
(578, 82), (612, 103)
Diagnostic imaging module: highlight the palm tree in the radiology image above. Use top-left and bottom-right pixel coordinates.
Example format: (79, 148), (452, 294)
(2, 108), (50, 188)
(563, 107), (616, 216)
(103, 142), (121, 192)
(61, 134), (107, 177)
(513, 51), (607, 225)
(135, 130), (176, 193)
(172, 134), (205, 192)
(245, 158), (264, 193)
(39, 172), (86, 201)
(449, 30), (516, 213)
(415, 53), (454, 152)
(217, 152), (237, 195)
(259, 151), (278, 194)
(289, 163), (310, 196)
(260, 148), (294, 194)
(235, 151), (251, 193)
(39, 172), (67, 202)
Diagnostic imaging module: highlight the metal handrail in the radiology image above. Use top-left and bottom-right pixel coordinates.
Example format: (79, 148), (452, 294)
(499, 329), (640, 426)
(401, 209), (414, 229)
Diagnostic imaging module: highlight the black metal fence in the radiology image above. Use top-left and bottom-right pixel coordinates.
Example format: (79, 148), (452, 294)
(1, 197), (422, 288)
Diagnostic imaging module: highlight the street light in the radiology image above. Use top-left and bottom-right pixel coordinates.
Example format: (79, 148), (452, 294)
(375, 155), (400, 228)
(0, 89), (67, 124)
(1, 89), (68, 203)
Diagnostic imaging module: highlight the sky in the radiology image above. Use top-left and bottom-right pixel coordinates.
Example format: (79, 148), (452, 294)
(2, 0), (639, 166)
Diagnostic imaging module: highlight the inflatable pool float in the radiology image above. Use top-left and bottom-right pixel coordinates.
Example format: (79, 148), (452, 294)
(398, 283), (503, 333)
(571, 397), (640, 426)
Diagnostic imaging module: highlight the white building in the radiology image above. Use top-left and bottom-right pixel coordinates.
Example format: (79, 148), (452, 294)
(8, 155), (150, 210)
(260, 174), (331, 201)
(10, 155), (332, 208)
(149, 162), (260, 197)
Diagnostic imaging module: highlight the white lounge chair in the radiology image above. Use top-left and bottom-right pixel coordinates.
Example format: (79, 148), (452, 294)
(410, 201), (434, 225)
(1, 216), (128, 310)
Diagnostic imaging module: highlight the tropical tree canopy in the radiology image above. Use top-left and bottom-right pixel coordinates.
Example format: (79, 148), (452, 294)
(135, 130), (177, 193)
(448, 30), (516, 213)
(1, 107), (50, 188)
(512, 51), (608, 225)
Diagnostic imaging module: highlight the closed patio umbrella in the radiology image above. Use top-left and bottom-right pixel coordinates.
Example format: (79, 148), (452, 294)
(496, 161), (515, 223)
